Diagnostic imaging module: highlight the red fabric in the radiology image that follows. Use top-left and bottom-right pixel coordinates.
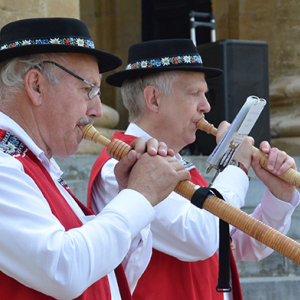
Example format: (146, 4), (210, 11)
(87, 131), (138, 210)
(133, 249), (222, 300)
(88, 131), (243, 300)
(0, 129), (111, 300)
(115, 263), (134, 300)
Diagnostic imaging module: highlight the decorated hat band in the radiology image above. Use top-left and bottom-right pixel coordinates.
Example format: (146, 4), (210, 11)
(0, 37), (95, 51)
(106, 39), (223, 86)
(126, 54), (203, 70)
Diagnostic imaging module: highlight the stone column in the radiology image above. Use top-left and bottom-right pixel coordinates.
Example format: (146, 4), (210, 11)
(78, 0), (143, 154)
(212, 0), (300, 154)
(80, 0), (142, 131)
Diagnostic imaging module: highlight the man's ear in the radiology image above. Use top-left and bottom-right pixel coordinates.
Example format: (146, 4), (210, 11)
(144, 86), (160, 113)
(24, 68), (44, 106)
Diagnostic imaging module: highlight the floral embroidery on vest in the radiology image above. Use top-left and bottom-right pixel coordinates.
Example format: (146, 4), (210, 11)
(0, 131), (27, 157)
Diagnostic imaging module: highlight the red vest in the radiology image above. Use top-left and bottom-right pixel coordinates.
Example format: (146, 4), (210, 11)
(0, 129), (130, 300)
(88, 131), (243, 300)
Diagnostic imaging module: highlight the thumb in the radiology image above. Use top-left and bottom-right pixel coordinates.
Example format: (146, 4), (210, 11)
(115, 150), (138, 176)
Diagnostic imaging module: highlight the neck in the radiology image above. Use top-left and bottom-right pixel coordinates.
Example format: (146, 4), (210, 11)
(135, 119), (182, 154)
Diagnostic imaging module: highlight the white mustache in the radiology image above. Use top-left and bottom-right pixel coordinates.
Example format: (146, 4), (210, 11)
(78, 117), (94, 126)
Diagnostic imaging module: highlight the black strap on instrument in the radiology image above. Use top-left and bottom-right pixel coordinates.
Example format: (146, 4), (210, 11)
(191, 187), (232, 293)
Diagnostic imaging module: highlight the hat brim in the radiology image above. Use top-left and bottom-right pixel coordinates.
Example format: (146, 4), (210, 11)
(106, 65), (223, 87)
(0, 44), (122, 73)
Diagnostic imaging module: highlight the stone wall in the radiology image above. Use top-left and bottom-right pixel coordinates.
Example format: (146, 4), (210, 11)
(80, 0), (142, 130)
(212, 0), (300, 153)
(0, 0), (79, 26)
(211, 0), (300, 82)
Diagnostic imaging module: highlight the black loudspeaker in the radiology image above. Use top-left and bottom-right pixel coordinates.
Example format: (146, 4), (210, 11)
(188, 39), (270, 155)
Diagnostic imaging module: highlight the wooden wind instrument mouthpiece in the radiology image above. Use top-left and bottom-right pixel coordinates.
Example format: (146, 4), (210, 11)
(82, 124), (111, 147)
(196, 117), (218, 135)
(82, 124), (133, 160)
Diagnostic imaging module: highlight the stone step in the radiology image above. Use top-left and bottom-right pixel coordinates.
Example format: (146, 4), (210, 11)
(240, 276), (300, 300)
(236, 249), (300, 278)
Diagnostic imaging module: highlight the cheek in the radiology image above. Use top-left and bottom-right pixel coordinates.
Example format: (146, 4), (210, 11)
(60, 99), (87, 125)
(53, 82), (86, 114)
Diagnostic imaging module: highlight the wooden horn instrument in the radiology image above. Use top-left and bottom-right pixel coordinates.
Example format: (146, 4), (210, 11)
(83, 124), (300, 265)
(196, 117), (300, 189)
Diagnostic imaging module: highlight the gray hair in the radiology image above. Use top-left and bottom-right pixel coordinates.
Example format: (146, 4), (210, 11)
(121, 71), (179, 123)
(0, 53), (66, 101)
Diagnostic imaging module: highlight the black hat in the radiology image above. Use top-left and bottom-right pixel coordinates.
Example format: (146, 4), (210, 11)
(0, 17), (122, 73)
(106, 39), (223, 87)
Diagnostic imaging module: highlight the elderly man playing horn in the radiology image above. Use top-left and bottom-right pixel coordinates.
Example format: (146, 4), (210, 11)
(0, 19), (192, 300)
(88, 39), (299, 300)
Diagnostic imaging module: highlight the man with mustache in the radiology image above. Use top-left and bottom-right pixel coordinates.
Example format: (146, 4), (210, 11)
(0, 19), (190, 299)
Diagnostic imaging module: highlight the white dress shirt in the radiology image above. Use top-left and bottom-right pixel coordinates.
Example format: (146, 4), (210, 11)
(0, 112), (155, 300)
(92, 122), (299, 300)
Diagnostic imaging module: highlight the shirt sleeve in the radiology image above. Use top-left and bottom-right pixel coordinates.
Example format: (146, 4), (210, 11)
(211, 165), (249, 208)
(231, 188), (300, 261)
(0, 153), (155, 299)
(92, 158), (153, 293)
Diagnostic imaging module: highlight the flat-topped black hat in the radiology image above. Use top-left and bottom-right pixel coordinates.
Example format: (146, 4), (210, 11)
(106, 39), (223, 87)
(0, 17), (122, 73)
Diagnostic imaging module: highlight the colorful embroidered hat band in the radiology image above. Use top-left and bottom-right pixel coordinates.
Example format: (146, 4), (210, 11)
(126, 54), (203, 70)
(0, 37), (95, 51)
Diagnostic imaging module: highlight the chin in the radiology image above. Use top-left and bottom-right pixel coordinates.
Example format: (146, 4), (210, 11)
(184, 138), (195, 149)
(189, 133), (197, 144)
(69, 144), (80, 157)
(58, 144), (80, 159)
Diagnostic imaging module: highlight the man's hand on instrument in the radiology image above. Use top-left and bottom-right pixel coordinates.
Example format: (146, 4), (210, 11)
(252, 141), (296, 202)
(215, 121), (230, 144)
(130, 137), (175, 157)
(127, 153), (191, 206)
(216, 121), (254, 171)
(114, 137), (190, 205)
(232, 137), (254, 171)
